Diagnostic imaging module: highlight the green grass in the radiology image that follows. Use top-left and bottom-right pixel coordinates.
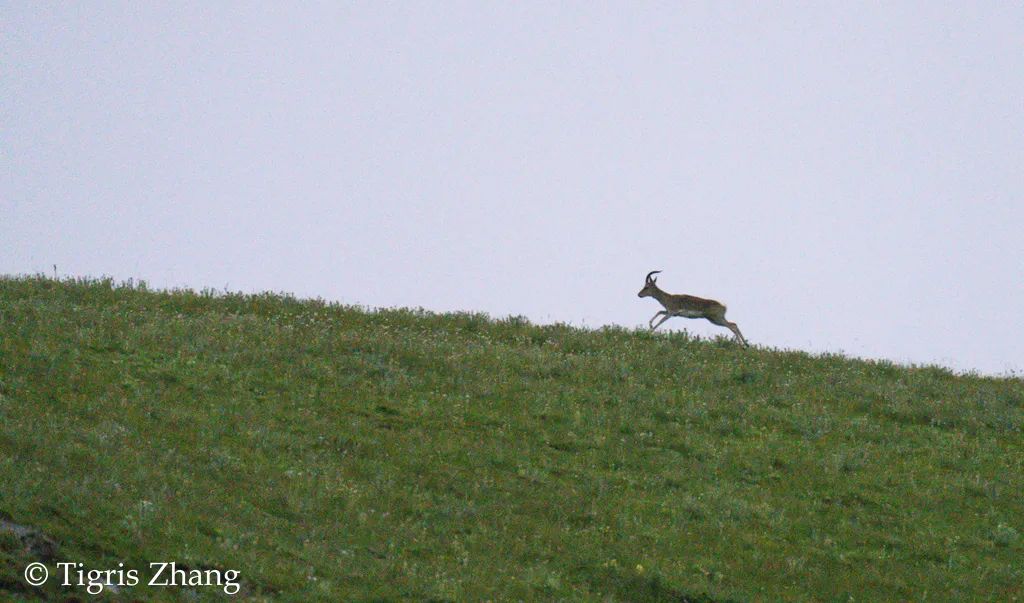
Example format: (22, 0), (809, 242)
(0, 275), (1021, 601)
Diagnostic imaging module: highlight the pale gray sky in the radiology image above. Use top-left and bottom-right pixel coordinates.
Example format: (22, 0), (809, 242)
(3, 3), (1022, 375)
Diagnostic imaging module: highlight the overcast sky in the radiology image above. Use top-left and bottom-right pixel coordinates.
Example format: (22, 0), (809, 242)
(3, 3), (1022, 375)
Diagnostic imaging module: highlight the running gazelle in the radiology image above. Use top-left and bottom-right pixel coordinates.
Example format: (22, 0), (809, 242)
(637, 270), (748, 346)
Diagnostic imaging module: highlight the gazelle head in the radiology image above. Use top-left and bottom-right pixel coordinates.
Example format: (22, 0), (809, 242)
(637, 270), (662, 298)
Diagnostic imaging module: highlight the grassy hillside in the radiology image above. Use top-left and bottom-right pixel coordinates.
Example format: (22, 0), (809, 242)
(0, 276), (1021, 602)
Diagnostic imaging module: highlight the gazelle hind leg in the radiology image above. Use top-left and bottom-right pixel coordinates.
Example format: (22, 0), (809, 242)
(726, 322), (748, 347)
(708, 314), (748, 347)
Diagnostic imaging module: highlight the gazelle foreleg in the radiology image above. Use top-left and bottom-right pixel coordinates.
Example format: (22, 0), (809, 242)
(650, 312), (672, 331)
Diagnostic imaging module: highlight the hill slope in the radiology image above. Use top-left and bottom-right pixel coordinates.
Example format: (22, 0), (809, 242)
(0, 276), (1021, 601)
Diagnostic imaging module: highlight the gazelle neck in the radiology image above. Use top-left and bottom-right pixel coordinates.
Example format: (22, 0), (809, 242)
(650, 284), (673, 306)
